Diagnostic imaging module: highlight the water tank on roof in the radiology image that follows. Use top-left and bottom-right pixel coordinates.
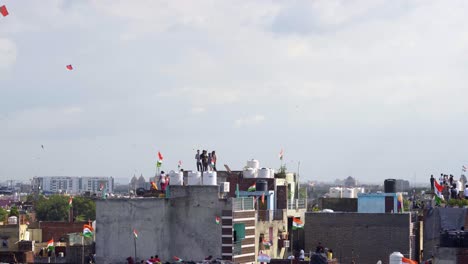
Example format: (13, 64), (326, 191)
(329, 187), (342, 198)
(203, 171), (217, 186)
(246, 159), (260, 169)
(243, 168), (257, 178)
(188, 171), (201, 185)
(8, 216), (18, 225)
(384, 179), (396, 193)
(258, 168), (271, 178)
(256, 180), (268, 192)
(389, 252), (403, 264)
(169, 170), (183, 186)
(342, 188), (355, 198)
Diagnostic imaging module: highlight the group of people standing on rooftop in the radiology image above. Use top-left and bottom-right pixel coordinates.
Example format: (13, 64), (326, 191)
(195, 149), (217, 172)
(431, 174), (468, 199)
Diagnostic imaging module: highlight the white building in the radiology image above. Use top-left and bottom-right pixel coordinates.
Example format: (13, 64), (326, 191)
(32, 176), (114, 194)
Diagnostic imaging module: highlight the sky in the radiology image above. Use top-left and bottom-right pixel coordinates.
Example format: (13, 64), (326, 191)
(1, 0), (468, 184)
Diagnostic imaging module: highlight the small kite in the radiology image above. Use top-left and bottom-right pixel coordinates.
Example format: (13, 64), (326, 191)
(66, 65), (73, 70)
(0, 5), (9, 17)
(41, 145), (44, 149)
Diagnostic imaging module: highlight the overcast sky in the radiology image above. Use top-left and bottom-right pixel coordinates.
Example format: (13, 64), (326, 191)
(1, 0), (468, 184)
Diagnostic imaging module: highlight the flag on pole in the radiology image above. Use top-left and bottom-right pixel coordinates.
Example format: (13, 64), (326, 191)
(83, 224), (94, 238)
(463, 165), (467, 172)
(47, 239), (54, 251)
(433, 179), (444, 205)
(215, 216), (220, 224)
(173, 256), (183, 262)
(66, 64), (73, 70)
(133, 229), (138, 239)
(156, 160), (162, 168)
(279, 148), (284, 160)
(0, 5), (9, 17)
(178, 160), (182, 169)
(68, 197), (73, 209)
(247, 183), (256, 192)
(158, 151), (163, 160)
(292, 217), (304, 230)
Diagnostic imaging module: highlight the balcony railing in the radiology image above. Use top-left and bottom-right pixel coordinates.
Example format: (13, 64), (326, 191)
(233, 241), (242, 255)
(233, 197), (254, 211)
(257, 210), (284, 222)
(287, 198), (307, 210)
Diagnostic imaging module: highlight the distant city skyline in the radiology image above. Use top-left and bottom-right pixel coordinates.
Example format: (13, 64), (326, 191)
(2, 1), (468, 184)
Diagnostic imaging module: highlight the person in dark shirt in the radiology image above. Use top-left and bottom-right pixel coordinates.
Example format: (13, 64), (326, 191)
(195, 150), (202, 172)
(201, 150), (208, 171)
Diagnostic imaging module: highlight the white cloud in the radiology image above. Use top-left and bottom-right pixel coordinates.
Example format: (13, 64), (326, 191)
(234, 114), (266, 128)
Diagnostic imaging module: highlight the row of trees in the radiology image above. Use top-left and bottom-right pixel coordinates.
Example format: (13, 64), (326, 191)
(33, 195), (96, 221)
(0, 206), (19, 222)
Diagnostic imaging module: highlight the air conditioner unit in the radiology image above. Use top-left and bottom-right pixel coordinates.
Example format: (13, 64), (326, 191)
(220, 182), (230, 193)
(283, 240), (290, 248)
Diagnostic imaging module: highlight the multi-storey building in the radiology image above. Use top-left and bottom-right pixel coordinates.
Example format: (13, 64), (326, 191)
(32, 176), (114, 194)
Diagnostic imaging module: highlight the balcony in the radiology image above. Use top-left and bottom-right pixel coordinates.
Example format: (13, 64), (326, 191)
(233, 241), (242, 255)
(257, 210), (285, 222)
(233, 197), (254, 211)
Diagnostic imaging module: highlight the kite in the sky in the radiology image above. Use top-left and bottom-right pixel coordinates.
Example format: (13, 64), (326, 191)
(41, 145), (44, 149)
(0, 5), (9, 17)
(66, 65), (73, 70)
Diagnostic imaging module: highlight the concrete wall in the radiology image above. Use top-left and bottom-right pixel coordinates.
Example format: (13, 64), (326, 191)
(319, 198), (357, 212)
(0, 224), (19, 251)
(423, 207), (468, 260)
(304, 212), (411, 264)
(95, 186), (230, 264)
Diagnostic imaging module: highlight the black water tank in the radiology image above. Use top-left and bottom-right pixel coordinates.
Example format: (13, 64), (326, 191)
(256, 180), (268, 192)
(384, 179), (396, 193)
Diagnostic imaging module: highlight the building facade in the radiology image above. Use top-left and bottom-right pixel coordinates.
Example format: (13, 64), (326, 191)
(32, 176), (114, 194)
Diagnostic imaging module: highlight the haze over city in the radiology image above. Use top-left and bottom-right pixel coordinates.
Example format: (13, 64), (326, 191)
(2, 1), (468, 184)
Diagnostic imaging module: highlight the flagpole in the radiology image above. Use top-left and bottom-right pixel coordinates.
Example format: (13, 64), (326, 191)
(134, 235), (137, 263)
(82, 235), (84, 264)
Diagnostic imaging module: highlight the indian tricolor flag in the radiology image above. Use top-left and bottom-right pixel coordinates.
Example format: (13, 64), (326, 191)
(292, 217), (303, 230)
(173, 256), (183, 262)
(47, 239), (54, 251)
(247, 183), (256, 192)
(83, 224), (94, 238)
(434, 179), (445, 205)
(68, 197), (73, 209)
(133, 228), (138, 239)
(215, 216), (220, 224)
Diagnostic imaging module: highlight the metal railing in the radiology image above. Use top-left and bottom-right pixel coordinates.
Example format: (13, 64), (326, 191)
(257, 210), (284, 222)
(233, 241), (242, 255)
(233, 197), (254, 211)
(287, 198), (307, 210)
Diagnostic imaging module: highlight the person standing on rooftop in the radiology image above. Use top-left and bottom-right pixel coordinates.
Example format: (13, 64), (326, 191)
(211, 151), (217, 171)
(195, 150), (202, 172)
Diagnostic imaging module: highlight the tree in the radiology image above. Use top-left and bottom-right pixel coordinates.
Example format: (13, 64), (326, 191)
(35, 195), (69, 221)
(72, 196), (96, 221)
(9, 206), (19, 217)
(34, 195), (96, 222)
(0, 208), (7, 222)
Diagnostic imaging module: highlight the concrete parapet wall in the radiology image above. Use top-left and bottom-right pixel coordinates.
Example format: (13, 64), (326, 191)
(305, 212), (411, 264)
(96, 186), (230, 264)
